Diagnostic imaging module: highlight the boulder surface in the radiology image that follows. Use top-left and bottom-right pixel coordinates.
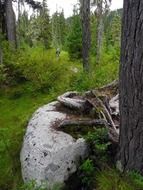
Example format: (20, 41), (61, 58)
(20, 101), (88, 188)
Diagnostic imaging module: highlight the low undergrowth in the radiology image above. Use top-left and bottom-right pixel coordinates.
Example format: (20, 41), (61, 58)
(78, 128), (143, 190)
(0, 46), (119, 189)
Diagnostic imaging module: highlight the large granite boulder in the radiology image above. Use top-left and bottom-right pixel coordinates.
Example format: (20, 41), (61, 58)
(20, 101), (88, 188)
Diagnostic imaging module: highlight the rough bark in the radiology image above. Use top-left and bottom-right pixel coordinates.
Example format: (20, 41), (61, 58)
(5, 0), (17, 47)
(119, 0), (143, 173)
(80, 0), (91, 72)
(0, 0), (6, 34)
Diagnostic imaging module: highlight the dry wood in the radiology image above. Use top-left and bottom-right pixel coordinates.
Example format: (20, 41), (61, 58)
(57, 91), (93, 112)
(59, 118), (119, 143)
(59, 119), (108, 128)
(87, 92), (117, 132)
(98, 80), (118, 90)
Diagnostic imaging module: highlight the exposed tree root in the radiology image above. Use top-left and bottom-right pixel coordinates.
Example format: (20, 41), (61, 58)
(56, 81), (119, 144)
(59, 119), (108, 128)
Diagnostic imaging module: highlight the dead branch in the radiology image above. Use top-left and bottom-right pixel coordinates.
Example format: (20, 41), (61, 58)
(98, 80), (118, 90)
(57, 91), (93, 113)
(59, 118), (119, 143)
(87, 94), (117, 131)
(59, 119), (108, 128)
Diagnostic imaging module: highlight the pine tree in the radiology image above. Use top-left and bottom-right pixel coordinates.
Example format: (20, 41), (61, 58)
(66, 7), (82, 59)
(51, 10), (66, 49)
(26, 0), (51, 48)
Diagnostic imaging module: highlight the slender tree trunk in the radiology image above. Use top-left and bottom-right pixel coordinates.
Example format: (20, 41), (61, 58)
(0, 0), (6, 35)
(17, 0), (21, 46)
(119, 0), (143, 173)
(0, 0), (2, 32)
(5, 0), (17, 48)
(96, 0), (104, 63)
(80, 0), (91, 72)
(0, 47), (3, 64)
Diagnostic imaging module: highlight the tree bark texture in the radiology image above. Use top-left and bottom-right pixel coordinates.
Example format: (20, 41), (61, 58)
(119, 0), (143, 173)
(0, 0), (6, 34)
(5, 0), (17, 47)
(80, 0), (91, 72)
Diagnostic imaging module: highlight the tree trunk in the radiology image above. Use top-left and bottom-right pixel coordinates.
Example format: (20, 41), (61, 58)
(119, 0), (143, 173)
(0, 47), (3, 64)
(0, 0), (6, 35)
(80, 0), (91, 72)
(96, 0), (104, 63)
(5, 0), (17, 47)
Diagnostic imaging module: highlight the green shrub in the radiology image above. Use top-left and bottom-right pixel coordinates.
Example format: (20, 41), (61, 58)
(79, 159), (95, 187)
(85, 128), (110, 164)
(0, 64), (7, 85)
(129, 171), (143, 189)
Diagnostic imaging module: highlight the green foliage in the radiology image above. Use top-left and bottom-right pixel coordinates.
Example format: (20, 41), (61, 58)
(18, 1), (51, 49)
(128, 171), (143, 189)
(85, 128), (110, 164)
(96, 168), (134, 190)
(0, 64), (7, 85)
(17, 48), (67, 90)
(51, 10), (66, 49)
(65, 14), (82, 59)
(18, 181), (64, 190)
(79, 159), (95, 187)
(104, 9), (121, 51)
(0, 2), (126, 190)
(96, 168), (143, 190)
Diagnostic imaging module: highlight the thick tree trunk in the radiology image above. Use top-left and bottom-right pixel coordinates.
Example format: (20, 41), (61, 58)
(5, 0), (17, 47)
(80, 0), (91, 72)
(119, 0), (143, 173)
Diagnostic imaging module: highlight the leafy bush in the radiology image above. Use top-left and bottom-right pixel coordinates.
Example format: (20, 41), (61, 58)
(85, 128), (110, 164)
(15, 48), (67, 90)
(0, 64), (7, 85)
(79, 159), (95, 188)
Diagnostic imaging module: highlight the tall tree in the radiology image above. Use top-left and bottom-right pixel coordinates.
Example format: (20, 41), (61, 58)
(92, 0), (111, 63)
(66, 5), (82, 59)
(51, 10), (66, 49)
(80, 0), (91, 72)
(5, 0), (17, 47)
(39, 0), (51, 49)
(119, 0), (143, 173)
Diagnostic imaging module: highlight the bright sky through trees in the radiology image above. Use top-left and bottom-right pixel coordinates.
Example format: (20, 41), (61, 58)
(48, 0), (123, 18)
(13, 0), (123, 19)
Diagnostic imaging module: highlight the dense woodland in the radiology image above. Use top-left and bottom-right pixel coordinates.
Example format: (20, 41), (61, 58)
(1, 0), (143, 190)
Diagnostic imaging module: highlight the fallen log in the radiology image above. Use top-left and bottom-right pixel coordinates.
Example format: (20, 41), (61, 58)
(57, 91), (93, 113)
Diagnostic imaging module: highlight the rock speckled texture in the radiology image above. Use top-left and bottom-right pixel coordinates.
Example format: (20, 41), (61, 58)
(20, 101), (88, 187)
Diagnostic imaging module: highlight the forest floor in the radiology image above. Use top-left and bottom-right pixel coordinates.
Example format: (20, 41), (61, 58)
(0, 48), (119, 190)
